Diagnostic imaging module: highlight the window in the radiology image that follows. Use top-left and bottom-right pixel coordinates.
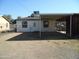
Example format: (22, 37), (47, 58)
(43, 21), (49, 28)
(22, 21), (27, 28)
(33, 22), (36, 27)
(0, 26), (2, 29)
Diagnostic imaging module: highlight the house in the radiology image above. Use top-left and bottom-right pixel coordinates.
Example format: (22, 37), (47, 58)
(0, 16), (10, 32)
(16, 11), (57, 32)
(16, 11), (79, 37)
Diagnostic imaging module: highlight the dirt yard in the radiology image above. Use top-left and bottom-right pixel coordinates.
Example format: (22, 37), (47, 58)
(0, 32), (79, 59)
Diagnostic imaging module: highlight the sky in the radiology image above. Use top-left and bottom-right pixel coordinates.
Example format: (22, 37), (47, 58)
(0, 0), (79, 19)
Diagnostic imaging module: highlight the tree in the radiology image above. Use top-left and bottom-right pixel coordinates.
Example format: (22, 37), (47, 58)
(11, 20), (16, 24)
(2, 15), (12, 23)
(17, 16), (21, 19)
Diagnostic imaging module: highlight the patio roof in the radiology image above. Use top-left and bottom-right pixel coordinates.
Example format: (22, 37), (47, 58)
(40, 14), (72, 20)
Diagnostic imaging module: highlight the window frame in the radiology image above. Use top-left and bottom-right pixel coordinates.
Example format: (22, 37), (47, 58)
(33, 22), (36, 27)
(22, 21), (27, 28)
(43, 20), (49, 28)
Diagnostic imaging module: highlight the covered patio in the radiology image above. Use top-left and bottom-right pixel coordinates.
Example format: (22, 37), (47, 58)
(7, 32), (66, 41)
(39, 13), (79, 38)
(40, 14), (69, 38)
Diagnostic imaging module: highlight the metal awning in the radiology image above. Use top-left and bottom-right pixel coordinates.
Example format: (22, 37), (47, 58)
(39, 14), (73, 38)
(40, 14), (72, 20)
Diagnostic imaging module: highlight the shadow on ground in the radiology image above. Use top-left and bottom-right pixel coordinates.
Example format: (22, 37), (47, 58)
(7, 32), (79, 41)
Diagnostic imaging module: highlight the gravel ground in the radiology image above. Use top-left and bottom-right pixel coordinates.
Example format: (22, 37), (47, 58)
(0, 32), (79, 59)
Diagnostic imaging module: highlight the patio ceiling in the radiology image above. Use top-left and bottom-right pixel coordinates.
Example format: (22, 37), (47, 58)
(40, 14), (72, 20)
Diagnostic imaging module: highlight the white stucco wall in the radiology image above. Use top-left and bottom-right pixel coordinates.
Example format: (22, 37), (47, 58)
(16, 20), (56, 32)
(17, 20), (40, 32)
(41, 20), (56, 32)
(0, 16), (10, 32)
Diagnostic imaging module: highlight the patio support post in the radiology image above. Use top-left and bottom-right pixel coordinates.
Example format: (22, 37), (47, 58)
(70, 15), (72, 37)
(40, 16), (41, 38)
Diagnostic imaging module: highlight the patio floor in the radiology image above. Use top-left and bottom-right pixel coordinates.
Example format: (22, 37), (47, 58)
(7, 32), (67, 41)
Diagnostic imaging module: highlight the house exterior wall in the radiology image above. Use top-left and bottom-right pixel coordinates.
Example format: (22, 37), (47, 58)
(16, 20), (56, 32)
(16, 20), (55, 32)
(17, 20), (41, 32)
(66, 14), (79, 37)
(41, 20), (56, 32)
(0, 16), (10, 32)
(71, 14), (79, 36)
(10, 24), (16, 31)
